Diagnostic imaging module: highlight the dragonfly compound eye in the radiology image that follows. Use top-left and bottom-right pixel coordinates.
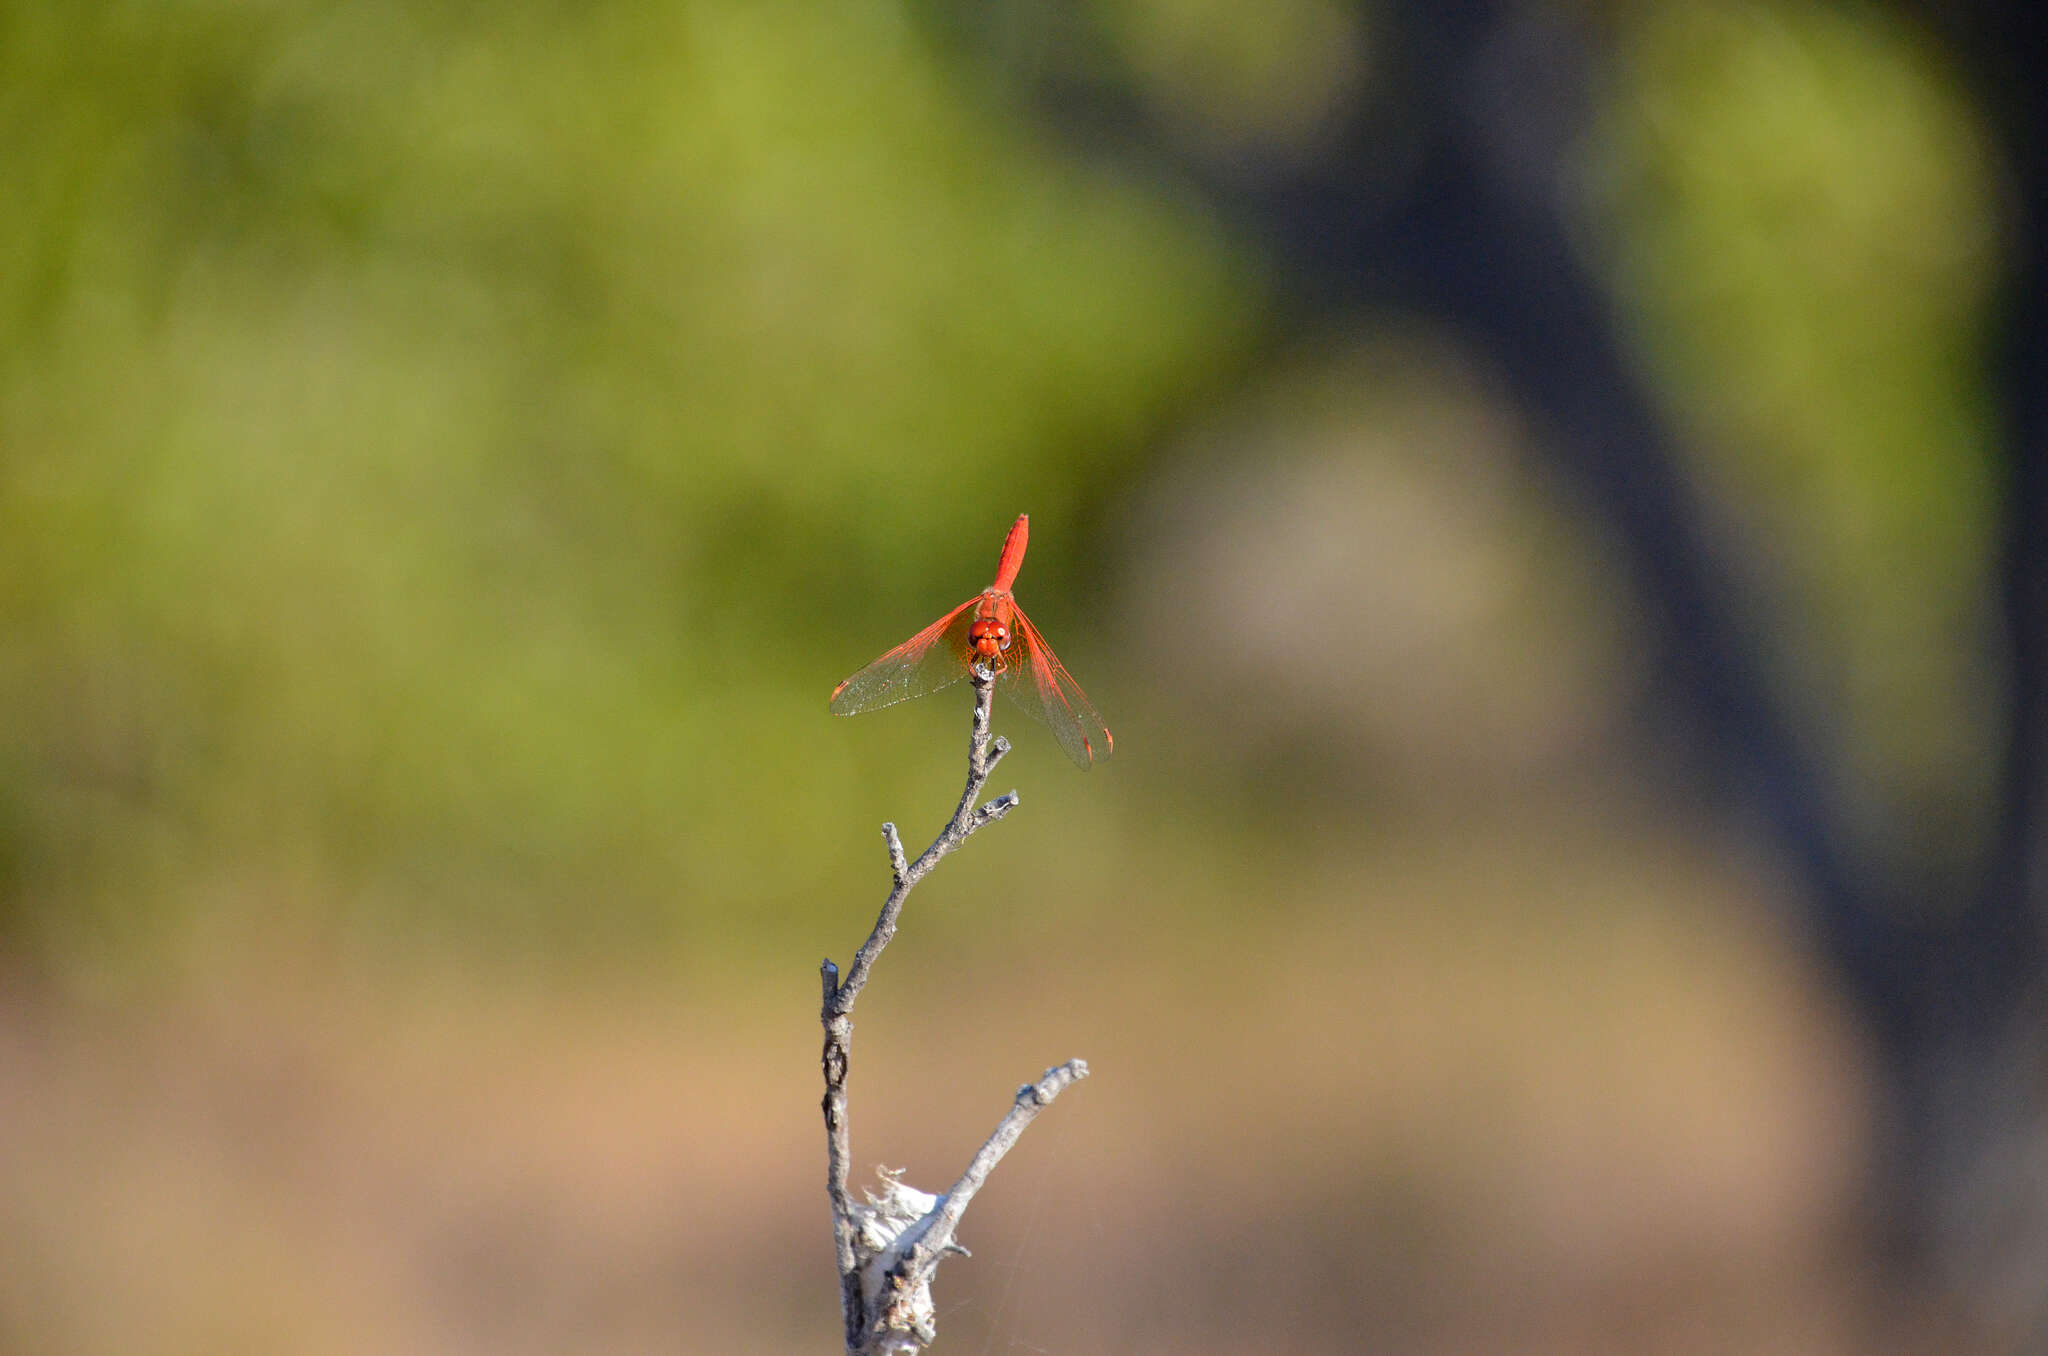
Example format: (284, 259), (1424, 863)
(967, 617), (1011, 660)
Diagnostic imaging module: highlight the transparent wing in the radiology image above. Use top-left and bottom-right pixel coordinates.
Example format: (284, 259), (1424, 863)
(829, 596), (980, 716)
(998, 602), (1113, 769)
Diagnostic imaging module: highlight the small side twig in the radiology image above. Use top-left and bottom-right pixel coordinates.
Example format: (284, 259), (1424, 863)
(819, 665), (1086, 1355)
(829, 670), (1012, 1017)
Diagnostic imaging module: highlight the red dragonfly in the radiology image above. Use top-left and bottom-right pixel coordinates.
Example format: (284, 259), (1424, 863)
(830, 514), (1113, 768)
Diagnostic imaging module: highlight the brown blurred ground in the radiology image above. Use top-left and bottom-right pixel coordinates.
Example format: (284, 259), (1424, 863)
(0, 797), (1914, 1355)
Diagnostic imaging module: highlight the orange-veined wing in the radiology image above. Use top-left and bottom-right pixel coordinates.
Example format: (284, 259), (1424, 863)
(829, 595), (981, 716)
(997, 602), (1113, 769)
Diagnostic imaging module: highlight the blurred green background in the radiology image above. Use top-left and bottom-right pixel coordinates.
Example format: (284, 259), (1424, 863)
(0, 0), (2019, 1352)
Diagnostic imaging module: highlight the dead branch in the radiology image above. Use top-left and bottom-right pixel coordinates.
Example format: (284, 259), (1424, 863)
(819, 664), (1089, 1354)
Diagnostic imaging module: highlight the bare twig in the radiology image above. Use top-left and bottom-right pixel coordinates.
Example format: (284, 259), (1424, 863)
(819, 664), (1088, 1354)
(829, 669), (1012, 1018)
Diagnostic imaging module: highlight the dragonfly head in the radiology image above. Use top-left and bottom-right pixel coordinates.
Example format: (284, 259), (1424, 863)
(968, 615), (1011, 662)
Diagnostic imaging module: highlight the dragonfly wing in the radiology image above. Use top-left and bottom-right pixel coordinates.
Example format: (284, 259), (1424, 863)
(829, 596), (980, 715)
(997, 602), (1113, 768)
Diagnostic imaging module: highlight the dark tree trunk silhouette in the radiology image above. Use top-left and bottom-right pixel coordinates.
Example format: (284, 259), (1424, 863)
(923, 0), (2048, 1338)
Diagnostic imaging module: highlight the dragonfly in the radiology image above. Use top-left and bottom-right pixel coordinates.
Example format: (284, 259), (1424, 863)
(829, 514), (1113, 768)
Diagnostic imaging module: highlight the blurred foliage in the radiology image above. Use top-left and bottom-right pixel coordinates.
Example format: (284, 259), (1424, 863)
(0, 0), (2017, 980)
(1588, 0), (2004, 886)
(0, 0), (1254, 978)
(1090, 0), (1370, 158)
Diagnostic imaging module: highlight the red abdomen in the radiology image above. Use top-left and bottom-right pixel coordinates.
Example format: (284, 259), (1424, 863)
(990, 514), (1029, 592)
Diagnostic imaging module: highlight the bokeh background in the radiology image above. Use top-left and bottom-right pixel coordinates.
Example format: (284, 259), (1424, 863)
(5, 1), (2047, 1351)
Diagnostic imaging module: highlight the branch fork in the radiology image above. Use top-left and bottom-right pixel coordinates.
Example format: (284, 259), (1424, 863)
(819, 665), (1089, 1354)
